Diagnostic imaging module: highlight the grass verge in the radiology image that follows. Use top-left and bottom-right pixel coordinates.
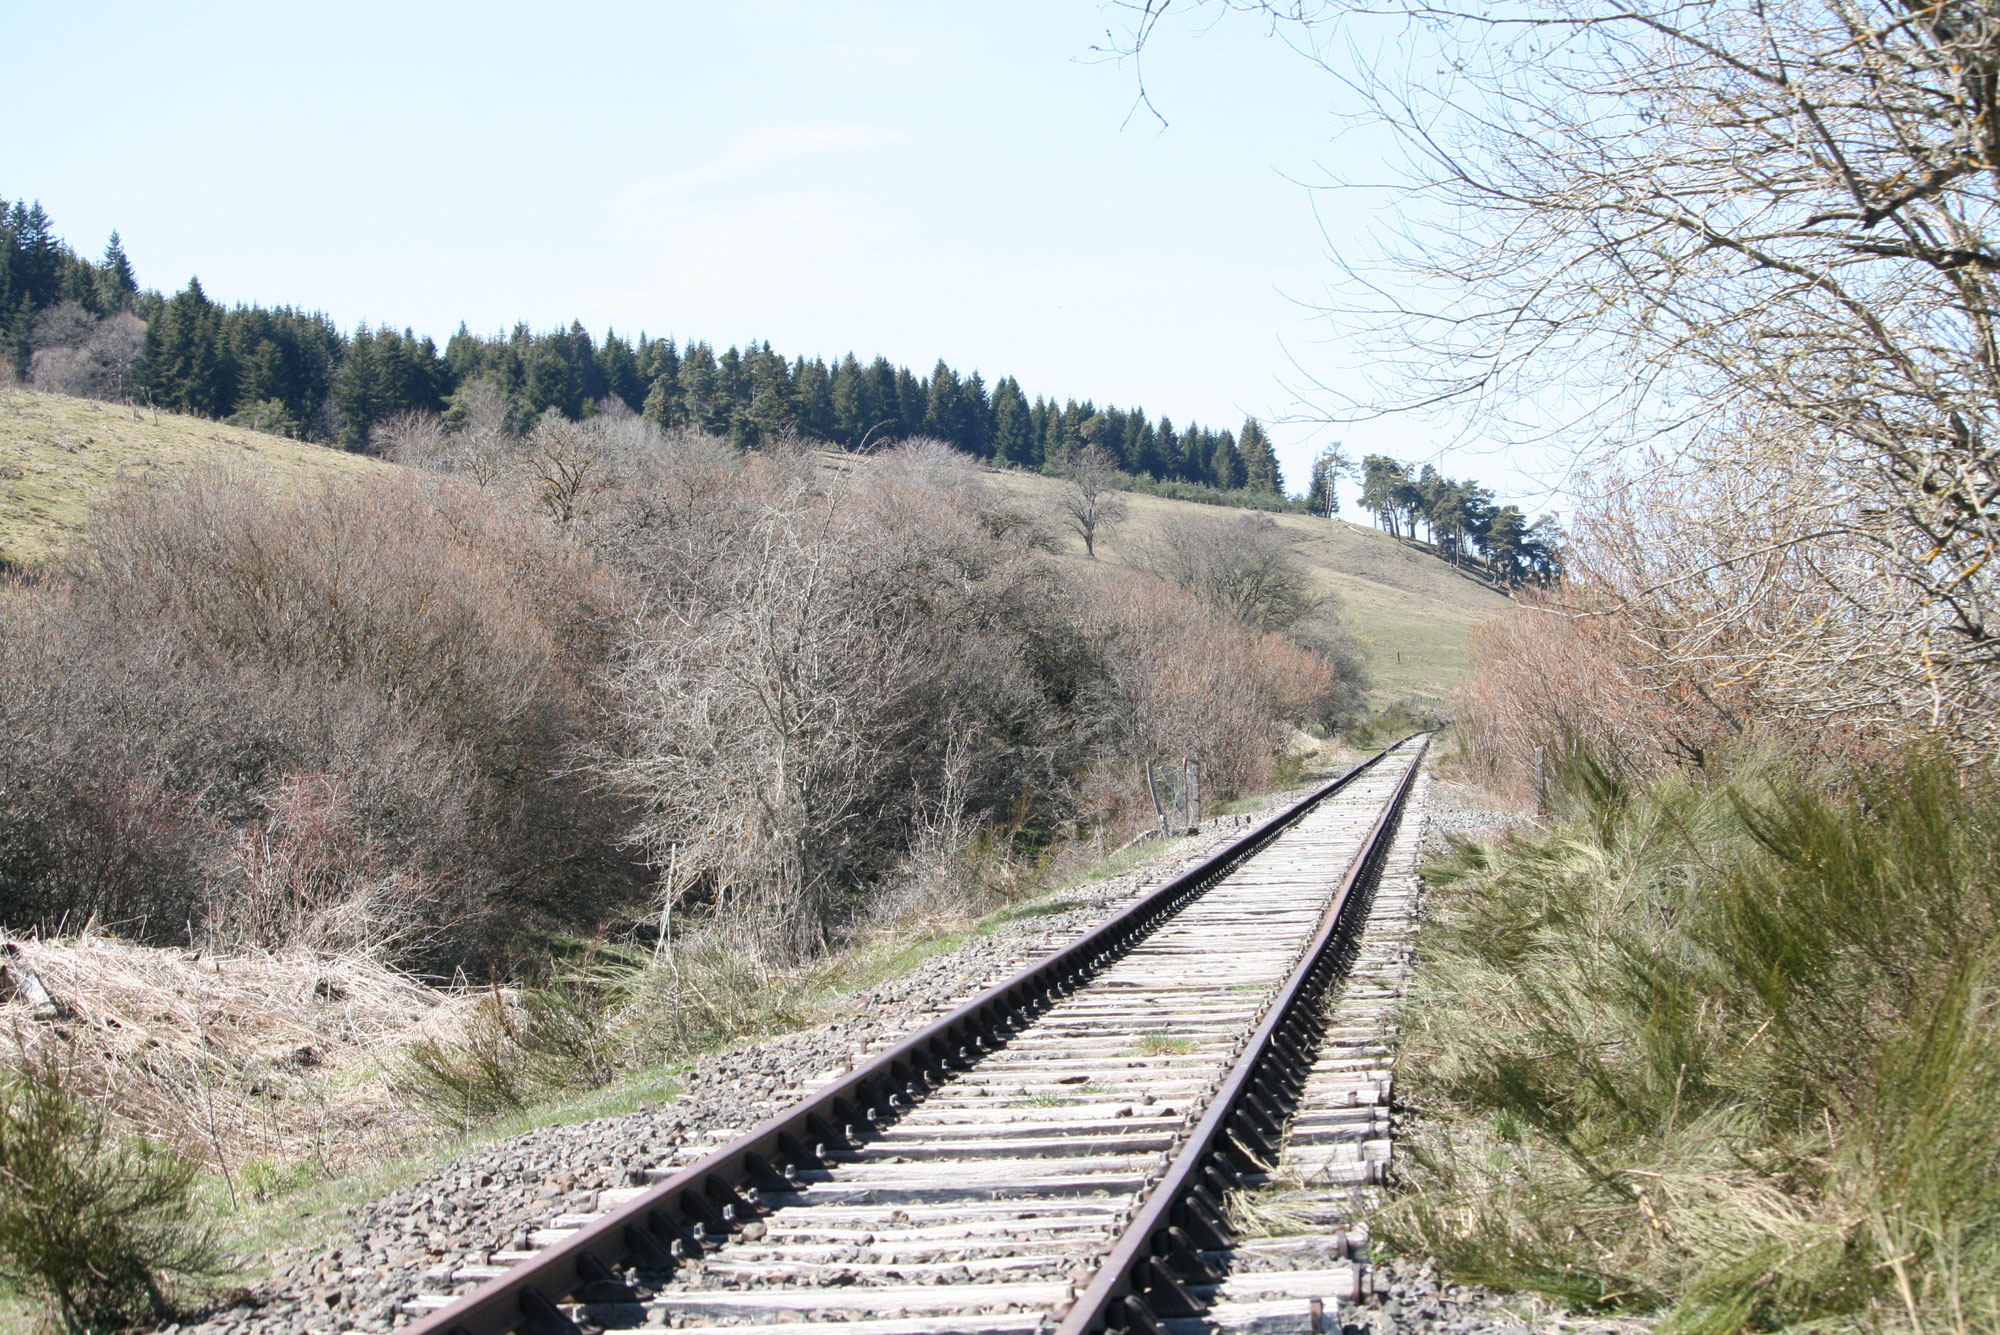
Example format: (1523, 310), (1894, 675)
(1386, 743), (2000, 1335)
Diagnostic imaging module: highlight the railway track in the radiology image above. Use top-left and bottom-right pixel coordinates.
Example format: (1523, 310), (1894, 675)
(407, 735), (1431, 1335)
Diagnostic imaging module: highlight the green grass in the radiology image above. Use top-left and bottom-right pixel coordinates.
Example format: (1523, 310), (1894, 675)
(206, 1060), (686, 1267)
(1132, 1034), (1197, 1056)
(1388, 743), (2000, 1334)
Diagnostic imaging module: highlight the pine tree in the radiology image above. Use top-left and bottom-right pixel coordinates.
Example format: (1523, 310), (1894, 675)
(1078, 411), (1120, 468)
(830, 353), (868, 443)
(1238, 418), (1284, 494)
(9, 203), (62, 312)
(332, 325), (386, 447)
(681, 342), (721, 433)
(93, 232), (138, 312)
(894, 366), (925, 440)
(58, 254), (99, 312)
(1210, 431), (1246, 490)
(597, 331), (645, 413)
(957, 370), (993, 456)
(1359, 456), (1410, 535)
(741, 345), (798, 446)
(1306, 443), (1351, 517)
(717, 345), (750, 434)
(1153, 415), (1179, 478)
(642, 340), (684, 428)
(1042, 401), (1078, 464)
(867, 357), (900, 441)
(136, 278), (228, 416)
(991, 377), (1033, 465)
(794, 356), (834, 437)
(924, 359), (963, 442)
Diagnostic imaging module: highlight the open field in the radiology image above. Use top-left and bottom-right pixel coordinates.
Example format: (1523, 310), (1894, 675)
(0, 388), (390, 566)
(953, 461), (1509, 702)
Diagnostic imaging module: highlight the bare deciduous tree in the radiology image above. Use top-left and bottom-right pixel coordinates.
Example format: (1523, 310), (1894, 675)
(523, 409), (613, 528)
(371, 409), (449, 465)
(603, 458), (1075, 961)
(1127, 0), (2000, 738)
(446, 376), (520, 485)
(1049, 443), (1129, 558)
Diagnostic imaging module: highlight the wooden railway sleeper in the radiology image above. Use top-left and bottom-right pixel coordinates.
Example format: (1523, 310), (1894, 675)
(1065, 735), (1431, 1335)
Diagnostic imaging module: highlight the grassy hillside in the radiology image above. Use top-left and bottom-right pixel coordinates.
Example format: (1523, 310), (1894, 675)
(0, 387), (390, 567)
(0, 391), (1502, 701)
(974, 463), (1508, 703)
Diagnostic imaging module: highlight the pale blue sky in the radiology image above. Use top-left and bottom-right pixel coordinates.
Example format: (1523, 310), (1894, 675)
(2, 0), (1538, 505)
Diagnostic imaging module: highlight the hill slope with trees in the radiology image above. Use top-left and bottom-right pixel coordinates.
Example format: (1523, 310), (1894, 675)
(971, 461), (1510, 701)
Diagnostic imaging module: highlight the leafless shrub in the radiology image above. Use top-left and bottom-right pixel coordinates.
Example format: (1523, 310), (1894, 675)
(0, 585), (485, 955)
(876, 436), (981, 497)
(439, 376), (520, 484)
(587, 425), (747, 588)
(1138, 511), (1324, 632)
(27, 309), (145, 402)
(1455, 425), (1990, 794)
(522, 409), (614, 528)
(602, 455), (1080, 961)
(27, 303), (98, 353)
(864, 738), (1024, 935)
(370, 408), (449, 466)
(0, 468), (643, 965)
(224, 774), (447, 957)
(1076, 565), (1347, 801)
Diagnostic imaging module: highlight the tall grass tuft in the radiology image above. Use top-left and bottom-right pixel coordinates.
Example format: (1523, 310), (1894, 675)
(0, 1043), (222, 1333)
(396, 937), (821, 1130)
(1388, 743), (2000, 1334)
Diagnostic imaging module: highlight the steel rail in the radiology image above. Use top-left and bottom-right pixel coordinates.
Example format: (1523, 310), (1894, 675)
(1057, 732), (1431, 1335)
(408, 738), (1418, 1335)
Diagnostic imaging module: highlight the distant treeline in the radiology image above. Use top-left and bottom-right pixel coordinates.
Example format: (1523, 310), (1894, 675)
(1, 198), (1287, 493)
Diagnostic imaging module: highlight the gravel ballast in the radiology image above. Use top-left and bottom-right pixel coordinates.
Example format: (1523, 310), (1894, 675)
(168, 790), (1322, 1335)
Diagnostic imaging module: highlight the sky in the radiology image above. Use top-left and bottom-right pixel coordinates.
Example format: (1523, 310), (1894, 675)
(1, 0), (1550, 510)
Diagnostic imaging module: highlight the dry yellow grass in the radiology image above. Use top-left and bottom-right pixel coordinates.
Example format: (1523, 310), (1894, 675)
(0, 388), (390, 567)
(0, 928), (459, 1178)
